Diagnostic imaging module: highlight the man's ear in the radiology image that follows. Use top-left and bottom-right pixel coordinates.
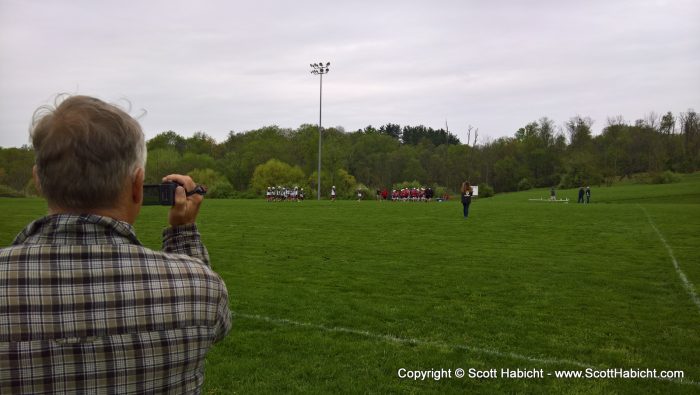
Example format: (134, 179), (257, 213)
(32, 165), (42, 196)
(132, 167), (144, 204)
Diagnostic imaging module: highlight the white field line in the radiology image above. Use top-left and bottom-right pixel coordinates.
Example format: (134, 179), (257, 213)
(234, 312), (699, 387)
(639, 205), (700, 315)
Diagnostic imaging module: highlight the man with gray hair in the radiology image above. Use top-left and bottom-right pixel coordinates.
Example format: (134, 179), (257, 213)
(0, 95), (231, 394)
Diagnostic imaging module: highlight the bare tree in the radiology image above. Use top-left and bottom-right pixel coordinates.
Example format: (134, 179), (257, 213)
(606, 115), (626, 127)
(466, 125), (474, 147)
(644, 111), (659, 130)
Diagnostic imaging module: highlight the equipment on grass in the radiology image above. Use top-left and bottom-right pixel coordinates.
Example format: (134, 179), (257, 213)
(528, 197), (569, 203)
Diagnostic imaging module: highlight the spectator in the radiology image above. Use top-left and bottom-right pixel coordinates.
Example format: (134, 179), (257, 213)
(0, 95), (231, 393)
(460, 181), (474, 218)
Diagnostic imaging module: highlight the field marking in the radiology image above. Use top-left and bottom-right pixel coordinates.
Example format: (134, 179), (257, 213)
(234, 312), (699, 387)
(639, 205), (700, 315)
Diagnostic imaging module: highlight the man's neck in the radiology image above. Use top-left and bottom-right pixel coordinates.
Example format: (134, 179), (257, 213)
(48, 206), (134, 224)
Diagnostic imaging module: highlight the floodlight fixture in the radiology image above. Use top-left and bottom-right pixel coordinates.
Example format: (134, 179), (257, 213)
(309, 61), (331, 200)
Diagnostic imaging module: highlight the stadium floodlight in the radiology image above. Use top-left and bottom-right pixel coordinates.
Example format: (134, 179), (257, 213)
(309, 61), (331, 200)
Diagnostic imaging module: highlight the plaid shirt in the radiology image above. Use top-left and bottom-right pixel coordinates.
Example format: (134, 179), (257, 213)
(0, 214), (231, 394)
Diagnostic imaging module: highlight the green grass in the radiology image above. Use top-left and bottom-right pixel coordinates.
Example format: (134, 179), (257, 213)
(1, 174), (699, 394)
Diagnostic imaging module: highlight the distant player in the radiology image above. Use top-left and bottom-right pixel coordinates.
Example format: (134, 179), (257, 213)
(331, 186), (336, 201)
(585, 186), (591, 203)
(425, 187), (434, 202)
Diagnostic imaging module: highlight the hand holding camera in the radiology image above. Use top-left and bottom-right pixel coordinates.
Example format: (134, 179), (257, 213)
(142, 174), (207, 226)
(164, 174), (205, 227)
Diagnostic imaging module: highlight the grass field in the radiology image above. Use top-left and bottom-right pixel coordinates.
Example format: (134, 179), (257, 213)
(1, 174), (699, 394)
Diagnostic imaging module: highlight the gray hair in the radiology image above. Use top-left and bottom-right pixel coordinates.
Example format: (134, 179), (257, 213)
(30, 95), (147, 210)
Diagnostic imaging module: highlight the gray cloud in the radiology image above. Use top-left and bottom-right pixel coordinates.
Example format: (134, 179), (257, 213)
(1, 0), (698, 147)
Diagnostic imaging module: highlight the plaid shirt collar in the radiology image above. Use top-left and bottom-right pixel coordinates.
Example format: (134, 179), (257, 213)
(13, 214), (142, 246)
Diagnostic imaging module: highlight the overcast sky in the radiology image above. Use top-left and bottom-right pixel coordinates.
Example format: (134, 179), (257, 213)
(1, 0), (698, 147)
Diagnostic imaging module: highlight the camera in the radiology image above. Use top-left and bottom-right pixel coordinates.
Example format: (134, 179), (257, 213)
(142, 182), (178, 206)
(142, 181), (207, 206)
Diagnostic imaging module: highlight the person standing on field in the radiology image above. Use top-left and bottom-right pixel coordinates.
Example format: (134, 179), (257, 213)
(578, 186), (585, 203)
(585, 186), (591, 203)
(331, 185), (336, 201)
(0, 95), (231, 394)
(460, 181), (473, 218)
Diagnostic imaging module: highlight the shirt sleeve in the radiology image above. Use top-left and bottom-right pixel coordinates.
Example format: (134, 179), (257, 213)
(213, 281), (233, 343)
(162, 224), (210, 266)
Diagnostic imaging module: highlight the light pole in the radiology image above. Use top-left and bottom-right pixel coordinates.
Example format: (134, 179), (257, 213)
(310, 61), (330, 200)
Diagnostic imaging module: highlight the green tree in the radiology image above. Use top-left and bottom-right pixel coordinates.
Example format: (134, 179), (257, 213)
(493, 155), (527, 192)
(0, 146), (34, 192)
(559, 155), (603, 188)
(185, 132), (217, 156)
(566, 116), (594, 151)
(679, 109), (700, 171)
(379, 123), (402, 139)
(659, 112), (675, 135)
(187, 168), (234, 198)
(180, 152), (217, 175)
(145, 148), (182, 183)
(310, 169), (357, 199)
(147, 131), (186, 153)
(251, 159), (305, 194)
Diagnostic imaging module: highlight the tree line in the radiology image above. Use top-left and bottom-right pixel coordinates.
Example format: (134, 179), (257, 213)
(1, 110), (698, 199)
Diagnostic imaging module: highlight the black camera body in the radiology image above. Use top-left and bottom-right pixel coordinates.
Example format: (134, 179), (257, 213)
(143, 181), (208, 206)
(142, 181), (179, 206)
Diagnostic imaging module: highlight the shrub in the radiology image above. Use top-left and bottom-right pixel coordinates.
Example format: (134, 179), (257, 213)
(649, 171), (681, 184)
(478, 183), (494, 198)
(251, 159), (306, 195)
(354, 183), (371, 200)
(231, 190), (259, 199)
(392, 180), (422, 190)
(188, 168), (235, 198)
(309, 169), (356, 199)
(517, 178), (532, 191)
(334, 169), (358, 199)
(433, 185), (449, 199)
(0, 184), (23, 197)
